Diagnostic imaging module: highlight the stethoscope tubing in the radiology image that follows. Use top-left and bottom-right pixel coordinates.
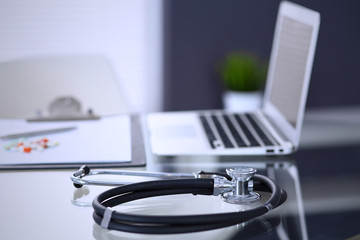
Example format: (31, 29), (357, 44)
(92, 174), (287, 234)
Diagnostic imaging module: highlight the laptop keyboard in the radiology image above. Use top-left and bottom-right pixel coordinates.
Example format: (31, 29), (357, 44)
(199, 112), (277, 149)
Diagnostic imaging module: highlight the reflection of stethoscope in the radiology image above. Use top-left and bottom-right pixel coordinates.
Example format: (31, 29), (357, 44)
(71, 165), (287, 234)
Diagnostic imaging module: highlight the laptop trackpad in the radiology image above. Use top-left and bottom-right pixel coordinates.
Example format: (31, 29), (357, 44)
(152, 124), (197, 139)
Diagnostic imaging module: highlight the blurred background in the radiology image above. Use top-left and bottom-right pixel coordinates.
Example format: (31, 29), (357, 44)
(0, 0), (162, 117)
(163, 0), (360, 111)
(0, 0), (359, 116)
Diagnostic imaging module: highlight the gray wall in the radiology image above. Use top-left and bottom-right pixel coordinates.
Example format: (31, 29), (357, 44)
(163, 0), (360, 111)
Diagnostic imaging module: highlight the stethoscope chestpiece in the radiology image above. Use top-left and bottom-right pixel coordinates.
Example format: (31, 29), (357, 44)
(222, 167), (260, 204)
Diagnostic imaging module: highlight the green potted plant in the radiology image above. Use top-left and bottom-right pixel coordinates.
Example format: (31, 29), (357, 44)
(220, 52), (267, 111)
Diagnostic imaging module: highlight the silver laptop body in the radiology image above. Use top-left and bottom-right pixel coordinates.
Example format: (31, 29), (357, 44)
(146, 1), (320, 156)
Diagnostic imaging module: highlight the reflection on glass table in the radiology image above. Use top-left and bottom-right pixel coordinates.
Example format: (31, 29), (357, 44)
(72, 155), (307, 240)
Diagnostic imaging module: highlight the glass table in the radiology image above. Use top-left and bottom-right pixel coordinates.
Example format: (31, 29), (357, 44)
(0, 107), (360, 240)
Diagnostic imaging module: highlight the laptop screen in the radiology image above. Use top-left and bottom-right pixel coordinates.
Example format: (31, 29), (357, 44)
(268, 16), (313, 128)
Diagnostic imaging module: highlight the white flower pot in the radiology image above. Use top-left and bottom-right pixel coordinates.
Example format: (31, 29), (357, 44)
(223, 91), (262, 111)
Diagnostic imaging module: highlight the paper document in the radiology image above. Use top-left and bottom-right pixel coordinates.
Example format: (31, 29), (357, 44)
(0, 115), (132, 165)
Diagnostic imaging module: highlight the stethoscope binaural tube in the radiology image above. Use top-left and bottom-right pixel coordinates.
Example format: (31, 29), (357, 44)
(92, 174), (287, 234)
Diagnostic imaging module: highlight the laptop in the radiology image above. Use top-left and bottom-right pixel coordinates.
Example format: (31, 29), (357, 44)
(146, 1), (320, 156)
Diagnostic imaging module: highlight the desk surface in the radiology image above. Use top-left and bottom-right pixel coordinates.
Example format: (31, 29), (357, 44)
(1, 107), (360, 240)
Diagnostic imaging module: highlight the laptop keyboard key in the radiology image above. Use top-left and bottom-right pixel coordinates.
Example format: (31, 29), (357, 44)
(211, 115), (234, 148)
(233, 114), (260, 146)
(223, 114), (247, 147)
(199, 115), (217, 149)
(245, 113), (274, 146)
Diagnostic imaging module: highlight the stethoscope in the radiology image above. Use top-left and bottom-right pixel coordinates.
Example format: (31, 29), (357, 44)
(71, 165), (287, 234)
